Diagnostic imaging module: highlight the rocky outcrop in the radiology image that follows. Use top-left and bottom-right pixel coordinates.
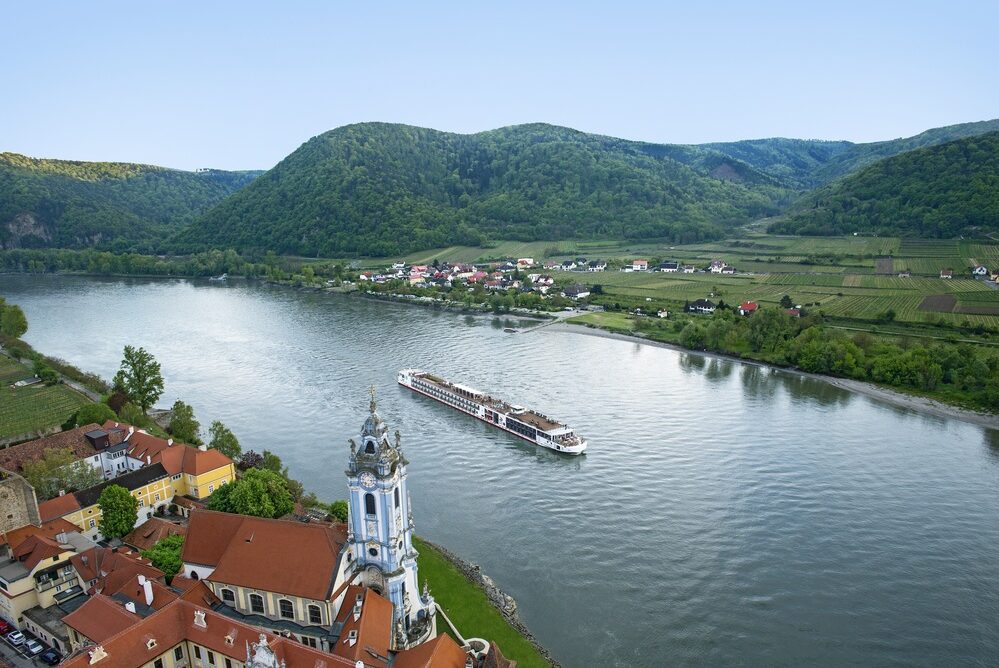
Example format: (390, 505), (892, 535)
(3, 212), (52, 248)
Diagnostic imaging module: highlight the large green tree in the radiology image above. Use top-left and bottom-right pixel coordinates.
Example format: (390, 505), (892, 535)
(75, 402), (117, 427)
(168, 400), (200, 444)
(21, 447), (103, 500)
(207, 469), (294, 519)
(98, 484), (139, 539)
(0, 303), (28, 338)
(113, 345), (164, 413)
(141, 534), (184, 580)
(208, 420), (241, 460)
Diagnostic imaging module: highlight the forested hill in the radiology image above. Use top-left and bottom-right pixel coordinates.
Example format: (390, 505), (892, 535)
(770, 132), (999, 237)
(0, 152), (262, 252)
(171, 123), (790, 257)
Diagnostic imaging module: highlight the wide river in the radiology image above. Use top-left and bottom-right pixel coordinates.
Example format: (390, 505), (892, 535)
(2, 275), (998, 667)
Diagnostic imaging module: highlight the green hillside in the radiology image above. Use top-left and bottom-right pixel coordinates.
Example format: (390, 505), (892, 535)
(770, 132), (999, 237)
(0, 152), (262, 252)
(172, 123), (790, 257)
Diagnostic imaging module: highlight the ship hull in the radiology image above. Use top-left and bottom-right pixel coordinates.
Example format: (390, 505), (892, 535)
(398, 372), (586, 455)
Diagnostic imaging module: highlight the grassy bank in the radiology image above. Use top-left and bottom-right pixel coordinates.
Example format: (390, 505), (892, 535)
(0, 353), (91, 439)
(414, 537), (554, 668)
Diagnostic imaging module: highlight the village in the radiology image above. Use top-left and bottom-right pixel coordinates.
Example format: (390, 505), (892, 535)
(0, 401), (517, 668)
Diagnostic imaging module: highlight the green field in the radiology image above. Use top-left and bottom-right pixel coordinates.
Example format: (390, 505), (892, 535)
(0, 354), (91, 439)
(414, 537), (552, 668)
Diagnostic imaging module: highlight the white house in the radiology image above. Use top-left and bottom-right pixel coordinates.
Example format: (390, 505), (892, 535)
(973, 265), (989, 276)
(632, 259), (649, 271)
(709, 260), (725, 273)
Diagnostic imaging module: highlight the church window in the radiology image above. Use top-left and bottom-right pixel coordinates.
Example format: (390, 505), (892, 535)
(279, 599), (295, 619)
(174, 647), (184, 661)
(394, 488), (400, 508)
(250, 593), (264, 614)
(365, 493), (376, 516)
(369, 547), (378, 557)
(308, 605), (322, 624)
(221, 588), (235, 604)
(365, 440), (375, 454)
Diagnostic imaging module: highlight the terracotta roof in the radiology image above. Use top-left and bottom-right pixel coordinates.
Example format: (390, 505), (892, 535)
(0, 424), (103, 473)
(108, 574), (178, 611)
(482, 641), (517, 668)
(177, 580), (221, 608)
(173, 496), (205, 509)
(168, 575), (198, 593)
(13, 533), (67, 571)
(71, 546), (163, 589)
(122, 517), (187, 552)
(393, 634), (470, 668)
(0, 517), (78, 548)
(332, 585), (393, 664)
(105, 420), (233, 476)
(59, 599), (356, 668)
(37, 493), (81, 522)
(182, 510), (347, 600)
(62, 594), (141, 643)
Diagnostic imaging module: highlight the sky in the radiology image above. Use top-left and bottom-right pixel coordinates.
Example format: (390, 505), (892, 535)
(3, 1), (997, 170)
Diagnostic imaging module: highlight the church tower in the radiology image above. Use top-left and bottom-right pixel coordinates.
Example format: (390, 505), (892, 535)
(345, 388), (436, 649)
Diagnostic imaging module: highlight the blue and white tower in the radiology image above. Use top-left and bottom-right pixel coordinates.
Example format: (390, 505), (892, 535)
(345, 388), (436, 649)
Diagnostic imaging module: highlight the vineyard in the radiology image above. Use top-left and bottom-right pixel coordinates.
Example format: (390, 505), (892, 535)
(0, 355), (91, 439)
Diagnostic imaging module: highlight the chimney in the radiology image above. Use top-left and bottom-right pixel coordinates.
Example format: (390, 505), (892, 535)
(125, 601), (136, 614)
(58, 490), (66, 496)
(198, 444), (207, 452)
(82, 555), (89, 565)
(167, 439), (173, 446)
(143, 579), (154, 606)
(128, 426), (134, 436)
(138, 574), (146, 586)
(146, 455), (151, 465)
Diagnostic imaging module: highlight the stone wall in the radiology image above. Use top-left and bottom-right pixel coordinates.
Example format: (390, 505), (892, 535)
(0, 468), (40, 532)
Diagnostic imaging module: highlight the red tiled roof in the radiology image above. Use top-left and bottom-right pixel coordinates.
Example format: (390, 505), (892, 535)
(182, 510), (347, 600)
(122, 517), (187, 552)
(37, 492), (83, 521)
(0, 424), (104, 473)
(393, 634), (470, 668)
(332, 585), (393, 664)
(108, 574), (178, 611)
(71, 546), (163, 590)
(0, 517), (77, 549)
(13, 533), (67, 571)
(102, 420), (233, 475)
(62, 594), (141, 643)
(59, 599), (356, 668)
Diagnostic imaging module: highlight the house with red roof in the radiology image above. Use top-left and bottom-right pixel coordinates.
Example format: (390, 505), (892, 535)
(739, 301), (759, 316)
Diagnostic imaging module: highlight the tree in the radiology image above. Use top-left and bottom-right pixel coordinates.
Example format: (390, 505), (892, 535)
(0, 304), (28, 338)
(22, 447), (103, 500)
(208, 421), (242, 460)
(141, 534), (184, 580)
(207, 469), (294, 519)
(329, 500), (349, 523)
(238, 450), (264, 470)
(780, 294), (794, 309)
(98, 484), (139, 539)
(168, 400), (200, 444)
(75, 402), (117, 427)
(113, 346), (164, 413)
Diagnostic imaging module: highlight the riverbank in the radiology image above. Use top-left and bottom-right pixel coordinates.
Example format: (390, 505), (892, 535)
(415, 537), (559, 668)
(551, 321), (999, 430)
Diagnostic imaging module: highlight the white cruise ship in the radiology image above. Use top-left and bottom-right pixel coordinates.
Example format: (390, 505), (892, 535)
(397, 369), (587, 455)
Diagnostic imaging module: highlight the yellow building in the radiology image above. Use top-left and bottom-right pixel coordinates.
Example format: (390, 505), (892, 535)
(0, 529), (77, 635)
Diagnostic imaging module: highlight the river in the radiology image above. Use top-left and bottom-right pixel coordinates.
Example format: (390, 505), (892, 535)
(2, 274), (998, 667)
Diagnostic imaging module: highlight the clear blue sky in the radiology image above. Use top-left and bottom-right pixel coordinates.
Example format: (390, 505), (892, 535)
(3, 1), (997, 170)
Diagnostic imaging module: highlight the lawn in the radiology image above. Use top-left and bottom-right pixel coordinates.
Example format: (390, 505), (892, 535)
(0, 354), (91, 439)
(565, 311), (637, 332)
(414, 537), (554, 668)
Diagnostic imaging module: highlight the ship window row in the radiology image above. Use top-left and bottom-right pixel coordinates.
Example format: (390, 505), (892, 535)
(506, 418), (538, 439)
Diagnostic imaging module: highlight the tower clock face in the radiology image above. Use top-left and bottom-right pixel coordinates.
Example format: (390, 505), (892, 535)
(359, 472), (376, 489)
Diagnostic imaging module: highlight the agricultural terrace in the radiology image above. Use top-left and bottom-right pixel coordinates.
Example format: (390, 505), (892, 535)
(0, 353), (91, 439)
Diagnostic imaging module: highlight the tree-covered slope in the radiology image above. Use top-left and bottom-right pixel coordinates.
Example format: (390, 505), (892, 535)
(770, 132), (999, 237)
(173, 123), (790, 257)
(0, 153), (262, 252)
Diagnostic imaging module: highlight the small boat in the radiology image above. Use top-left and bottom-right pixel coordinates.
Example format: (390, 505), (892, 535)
(503, 327), (518, 333)
(209, 273), (228, 282)
(398, 369), (586, 455)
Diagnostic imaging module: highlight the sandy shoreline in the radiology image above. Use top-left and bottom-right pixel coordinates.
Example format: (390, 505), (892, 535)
(545, 322), (999, 430)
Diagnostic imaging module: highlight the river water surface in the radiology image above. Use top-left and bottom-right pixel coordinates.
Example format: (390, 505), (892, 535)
(2, 275), (998, 667)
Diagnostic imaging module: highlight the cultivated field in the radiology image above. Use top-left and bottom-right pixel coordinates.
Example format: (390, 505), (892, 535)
(0, 354), (91, 439)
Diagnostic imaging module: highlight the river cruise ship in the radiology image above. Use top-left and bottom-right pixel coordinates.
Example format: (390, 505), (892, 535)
(397, 369), (587, 455)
